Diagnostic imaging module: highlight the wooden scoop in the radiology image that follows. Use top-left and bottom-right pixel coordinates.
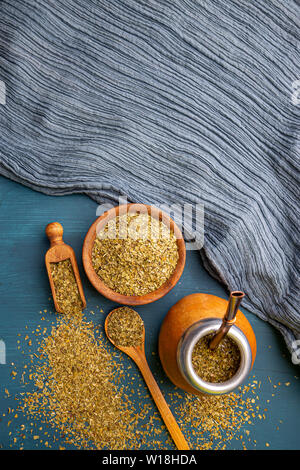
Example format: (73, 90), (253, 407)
(45, 222), (86, 313)
(105, 307), (190, 451)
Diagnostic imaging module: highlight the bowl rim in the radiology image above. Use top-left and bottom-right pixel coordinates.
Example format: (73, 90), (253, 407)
(82, 203), (186, 305)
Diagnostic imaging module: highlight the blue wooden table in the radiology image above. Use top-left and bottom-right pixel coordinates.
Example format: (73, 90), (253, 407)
(0, 175), (299, 450)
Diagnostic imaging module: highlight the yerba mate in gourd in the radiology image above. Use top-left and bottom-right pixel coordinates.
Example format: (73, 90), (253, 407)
(191, 333), (241, 383)
(158, 293), (256, 395)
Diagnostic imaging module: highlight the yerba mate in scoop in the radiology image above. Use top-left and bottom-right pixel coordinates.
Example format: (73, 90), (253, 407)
(45, 222), (86, 314)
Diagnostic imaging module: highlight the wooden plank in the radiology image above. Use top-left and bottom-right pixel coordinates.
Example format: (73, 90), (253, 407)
(0, 176), (299, 450)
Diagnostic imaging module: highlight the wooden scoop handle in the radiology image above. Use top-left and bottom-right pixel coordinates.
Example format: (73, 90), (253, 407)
(46, 222), (64, 247)
(133, 349), (190, 451)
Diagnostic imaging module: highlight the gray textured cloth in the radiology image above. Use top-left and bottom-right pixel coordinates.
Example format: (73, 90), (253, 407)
(0, 1), (299, 357)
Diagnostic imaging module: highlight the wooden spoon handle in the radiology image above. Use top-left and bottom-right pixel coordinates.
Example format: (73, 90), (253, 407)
(135, 352), (190, 450)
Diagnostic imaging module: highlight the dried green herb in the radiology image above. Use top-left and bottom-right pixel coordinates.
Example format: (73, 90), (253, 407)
(92, 213), (179, 296)
(173, 377), (266, 450)
(8, 313), (275, 450)
(50, 259), (83, 313)
(18, 312), (141, 450)
(107, 307), (144, 348)
(192, 334), (241, 383)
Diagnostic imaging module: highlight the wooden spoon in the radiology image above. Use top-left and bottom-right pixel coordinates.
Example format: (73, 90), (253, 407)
(105, 307), (190, 451)
(45, 222), (86, 313)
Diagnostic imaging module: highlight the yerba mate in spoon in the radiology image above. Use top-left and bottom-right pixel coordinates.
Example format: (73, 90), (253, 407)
(105, 307), (190, 451)
(45, 222), (86, 314)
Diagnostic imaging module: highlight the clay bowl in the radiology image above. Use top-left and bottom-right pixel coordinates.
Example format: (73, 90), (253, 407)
(82, 203), (186, 305)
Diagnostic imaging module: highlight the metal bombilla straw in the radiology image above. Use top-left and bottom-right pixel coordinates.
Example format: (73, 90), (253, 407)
(209, 291), (245, 350)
